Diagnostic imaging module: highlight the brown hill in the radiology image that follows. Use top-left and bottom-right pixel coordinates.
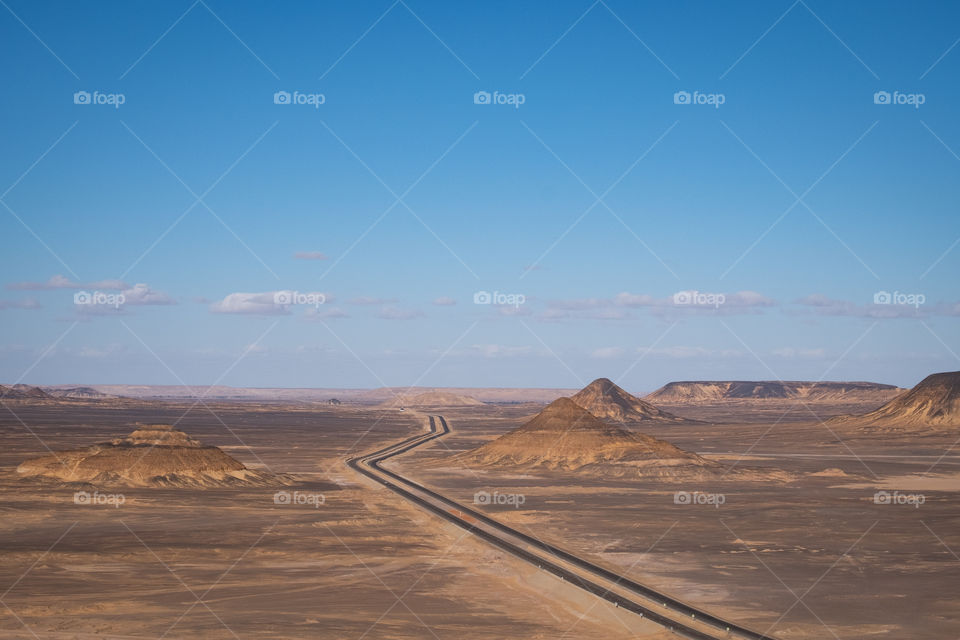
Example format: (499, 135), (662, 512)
(43, 386), (111, 399)
(381, 391), (484, 408)
(831, 372), (960, 429)
(16, 424), (287, 488)
(459, 398), (718, 478)
(0, 384), (51, 400)
(570, 378), (687, 423)
(646, 380), (903, 404)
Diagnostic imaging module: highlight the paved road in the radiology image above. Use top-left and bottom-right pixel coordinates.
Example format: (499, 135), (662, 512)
(348, 415), (774, 640)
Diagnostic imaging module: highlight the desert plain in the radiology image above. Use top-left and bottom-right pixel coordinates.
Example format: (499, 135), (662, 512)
(1, 377), (959, 639)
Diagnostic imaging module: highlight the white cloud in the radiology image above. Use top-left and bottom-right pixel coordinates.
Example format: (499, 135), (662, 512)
(210, 292), (290, 315)
(121, 283), (175, 306)
(614, 292), (655, 307)
(591, 346), (626, 359)
(433, 296), (457, 306)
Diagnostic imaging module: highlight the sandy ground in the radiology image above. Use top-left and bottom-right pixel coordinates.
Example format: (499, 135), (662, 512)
(0, 401), (667, 640)
(401, 402), (960, 640)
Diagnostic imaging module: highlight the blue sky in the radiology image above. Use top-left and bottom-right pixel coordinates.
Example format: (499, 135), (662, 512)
(1, 0), (958, 391)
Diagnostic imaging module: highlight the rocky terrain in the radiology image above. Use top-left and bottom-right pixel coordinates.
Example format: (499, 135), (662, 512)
(0, 384), (51, 400)
(830, 371), (960, 429)
(646, 380), (903, 404)
(459, 398), (719, 478)
(16, 424), (289, 488)
(380, 390), (485, 408)
(570, 378), (688, 423)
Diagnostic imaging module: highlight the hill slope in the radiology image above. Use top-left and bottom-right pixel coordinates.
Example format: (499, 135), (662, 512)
(460, 398), (716, 478)
(0, 384), (50, 400)
(831, 371), (960, 429)
(16, 424), (288, 488)
(570, 378), (688, 423)
(646, 380), (903, 404)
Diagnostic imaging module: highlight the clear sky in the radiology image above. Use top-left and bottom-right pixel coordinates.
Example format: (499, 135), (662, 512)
(1, 0), (958, 391)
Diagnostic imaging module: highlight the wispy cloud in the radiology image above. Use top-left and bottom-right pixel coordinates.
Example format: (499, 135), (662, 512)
(210, 292), (291, 315)
(349, 296), (398, 306)
(305, 306), (349, 320)
(794, 294), (926, 318)
(376, 305), (423, 320)
(121, 283), (176, 306)
(8, 274), (128, 290)
(433, 296), (457, 306)
(543, 290), (776, 320)
(294, 251), (328, 260)
(0, 298), (41, 310)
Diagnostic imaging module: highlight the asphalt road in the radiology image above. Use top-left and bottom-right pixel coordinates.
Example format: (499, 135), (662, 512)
(347, 414), (775, 640)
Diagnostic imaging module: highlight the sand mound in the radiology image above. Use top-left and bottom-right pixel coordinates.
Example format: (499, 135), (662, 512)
(459, 398), (719, 478)
(570, 378), (688, 423)
(831, 371), (960, 429)
(382, 391), (484, 408)
(809, 468), (854, 478)
(16, 424), (288, 488)
(646, 380), (902, 404)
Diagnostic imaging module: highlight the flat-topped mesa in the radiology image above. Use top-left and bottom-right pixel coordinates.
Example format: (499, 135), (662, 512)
(832, 371), (960, 429)
(381, 391), (484, 408)
(460, 397), (714, 477)
(16, 424), (289, 488)
(570, 378), (687, 423)
(646, 380), (904, 404)
(113, 424), (203, 448)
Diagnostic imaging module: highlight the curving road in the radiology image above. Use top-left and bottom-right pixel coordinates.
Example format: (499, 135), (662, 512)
(347, 415), (774, 640)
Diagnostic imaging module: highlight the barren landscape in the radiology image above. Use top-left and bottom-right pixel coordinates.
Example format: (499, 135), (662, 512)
(2, 2), (958, 638)
(3, 373), (960, 639)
